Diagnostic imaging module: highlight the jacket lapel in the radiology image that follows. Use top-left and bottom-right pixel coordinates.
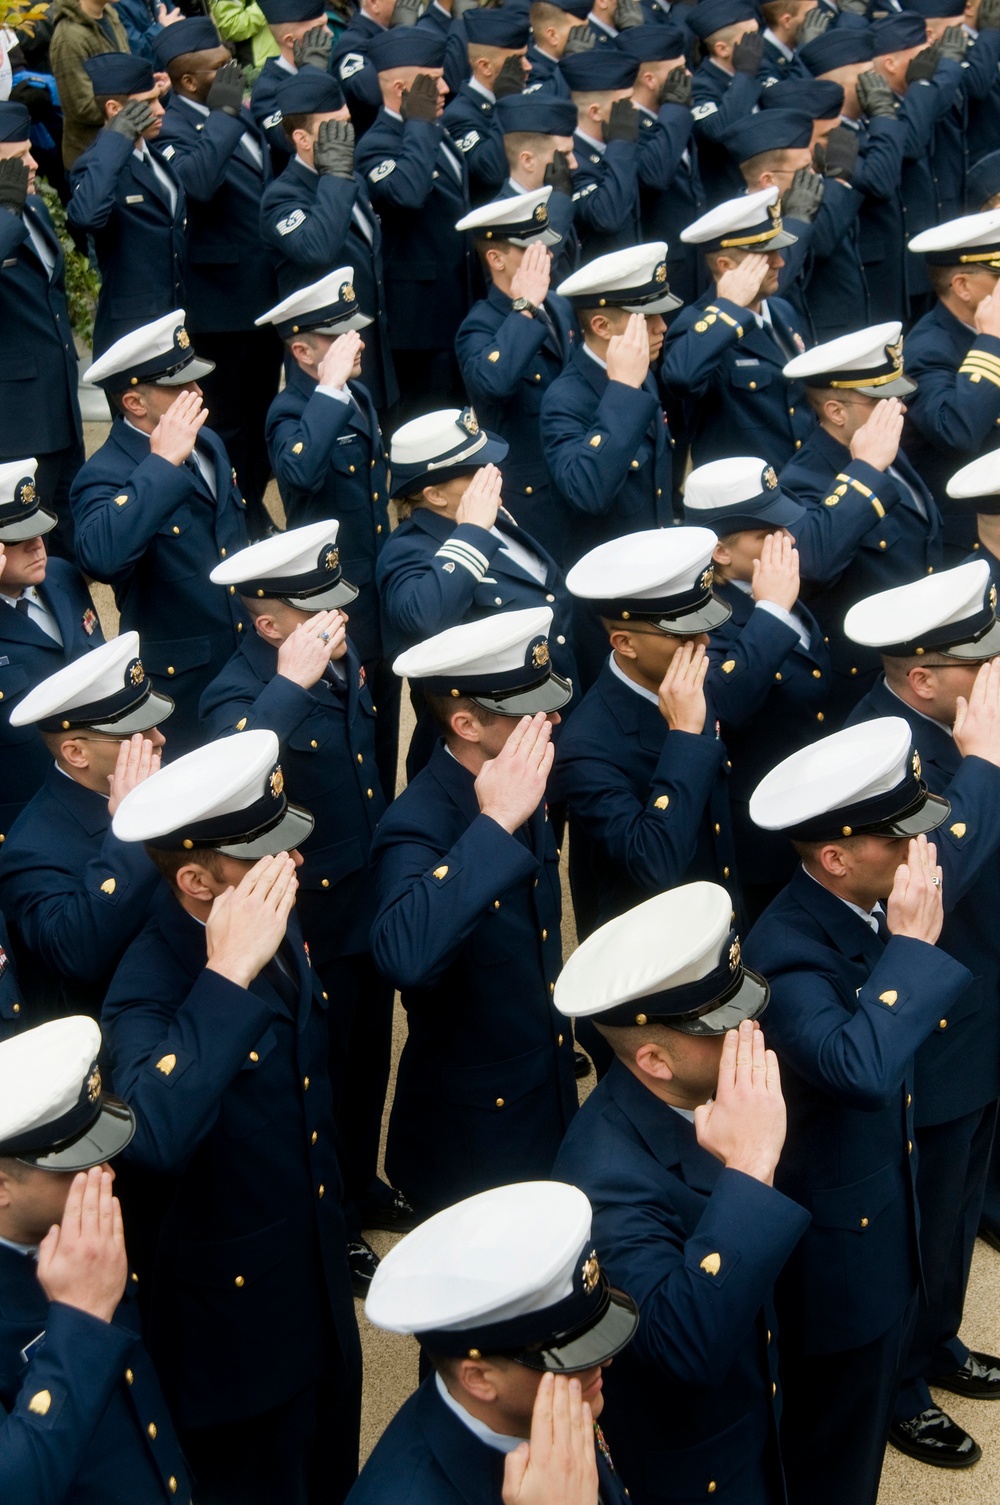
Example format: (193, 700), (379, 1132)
(605, 1059), (721, 1194)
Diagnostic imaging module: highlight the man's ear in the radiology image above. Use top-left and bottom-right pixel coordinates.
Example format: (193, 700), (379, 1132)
(905, 665), (940, 703)
(712, 540), (733, 568)
(608, 627), (638, 659)
(174, 862), (221, 903)
(0, 1167), (17, 1210)
(634, 1039), (674, 1082)
(449, 709), (485, 744)
(821, 396), (848, 429)
(104, 98), (123, 122)
(251, 609), (282, 644)
(118, 388), (148, 421)
(453, 1357), (502, 1404)
(817, 841), (848, 878)
(58, 736), (91, 771)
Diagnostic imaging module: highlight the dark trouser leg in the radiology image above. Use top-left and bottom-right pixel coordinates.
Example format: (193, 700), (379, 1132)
(369, 655), (401, 803)
(181, 1352), (361, 1505)
(318, 953), (395, 1235)
(895, 1102), (998, 1418)
(194, 328), (284, 541)
(980, 1107), (1000, 1240)
(779, 1297), (917, 1505)
(21, 441), (86, 561)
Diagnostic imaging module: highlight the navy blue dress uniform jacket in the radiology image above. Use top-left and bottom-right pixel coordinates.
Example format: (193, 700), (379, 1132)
(0, 764), (162, 1022)
(67, 131), (186, 357)
(442, 81), (508, 202)
(635, 103), (706, 309)
(101, 888), (362, 1430)
(707, 581), (830, 884)
(526, 42), (571, 97)
(844, 114), (907, 329)
(744, 867), (973, 1355)
(552, 660), (741, 936)
(902, 301), (1000, 545)
(0, 909), (25, 1039)
(846, 676), (1000, 1127)
(249, 56), (296, 168)
(355, 109), (473, 354)
(334, 16), (390, 139)
(259, 155), (397, 411)
(265, 364), (389, 671)
(71, 419), (249, 750)
(0, 195), (82, 458)
(792, 179), (869, 344)
(369, 741), (578, 1214)
(156, 93), (276, 335)
(455, 283), (576, 560)
(661, 291), (815, 469)
(0, 559), (104, 839)
(780, 425), (942, 711)
(569, 129), (641, 258)
(346, 1374), (630, 1505)
(0, 1246), (190, 1505)
(896, 57), (967, 312)
(539, 346), (673, 569)
(199, 634), (384, 967)
(375, 508), (579, 693)
(690, 59), (760, 204)
(554, 1061), (810, 1505)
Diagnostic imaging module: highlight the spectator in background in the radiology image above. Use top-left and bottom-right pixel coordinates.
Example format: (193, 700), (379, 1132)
(49, 0), (130, 167)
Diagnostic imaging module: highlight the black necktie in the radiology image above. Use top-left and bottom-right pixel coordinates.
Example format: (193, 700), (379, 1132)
(14, 597), (31, 616)
(536, 302), (562, 361)
(874, 909), (890, 944)
(262, 951), (298, 1011)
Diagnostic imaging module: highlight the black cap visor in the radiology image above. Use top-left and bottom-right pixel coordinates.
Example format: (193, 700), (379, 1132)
(0, 506), (58, 543)
(853, 374), (916, 399)
(931, 618), (1000, 661)
(156, 353), (216, 386)
(24, 1096), (136, 1172)
(668, 967), (770, 1037)
(286, 578), (360, 611)
(638, 593), (733, 635)
(89, 688), (176, 736)
(622, 288), (684, 316)
(509, 225), (562, 249)
(470, 669), (574, 718)
(766, 227), (798, 251)
(873, 789), (951, 839)
(213, 799), (316, 859)
(517, 1280), (639, 1374)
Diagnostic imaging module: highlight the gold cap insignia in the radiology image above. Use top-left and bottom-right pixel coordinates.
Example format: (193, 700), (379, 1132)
(156, 1054), (176, 1075)
(459, 407), (480, 437)
(763, 466), (778, 491)
(990, 584), (997, 612)
(655, 262), (667, 284)
(534, 203), (547, 222)
(269, 766), (285, 799)
(176, 326), (191, 350)
(699, 1252), (721, 1277)
(531, 640), (550, 670)
(699, 565), (715, 593)
(324, 547), (340, 572)
(729, 938), (741, 972)
(86, 1068), (101, 1103)
(341, 283), (356, 303)
(129, 660), (145, 688)
(886, 338), (903, 372)
(18, 479), (36, 507)
(769, 200), (781, 222)
(912, 749), (921, 780)
(581, 1250), (601, 1295)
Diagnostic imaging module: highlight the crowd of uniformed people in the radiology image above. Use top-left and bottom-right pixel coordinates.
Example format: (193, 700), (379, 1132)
(2, 0), (1000, 1497)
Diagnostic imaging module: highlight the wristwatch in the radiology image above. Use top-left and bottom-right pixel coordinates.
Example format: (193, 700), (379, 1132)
(511, 297), (539, 316)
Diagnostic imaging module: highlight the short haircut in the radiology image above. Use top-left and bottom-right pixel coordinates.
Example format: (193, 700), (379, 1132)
(468, 40), (509, 64)
(706, 20), (747, 48)
(423, 690), (504, 733)
(166, 50), (206, 84)
(705, 246), (748, 277)
(578, 305), (629, 336)
(530, 0), (570, 26)
(928, 262), (963, 296)
(740, 147), (792, 186)
(760, 0), (807, 24)
(144, 845), (228, 887)
(282, 111), (314, 144)
(95, 93), (131, 112)
(595, 1018), (679, 1062)
(474, 234), (514, 272)
(503, 130), (553, 168)
(0, 1157), (32, 1182)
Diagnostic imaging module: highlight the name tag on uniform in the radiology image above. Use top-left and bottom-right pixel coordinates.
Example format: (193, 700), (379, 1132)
(20, 1331), (45, 1366)
(2, 258), (15, 268)
(125, 194), (145, 204)
(336, 433), (358, 444)
(733, 358), (760, 367)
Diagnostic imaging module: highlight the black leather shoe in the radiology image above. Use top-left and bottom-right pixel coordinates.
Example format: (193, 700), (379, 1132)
(979, 1226), (1000, 1254)
(888, 1407), (982, 1468)
(347, 1238), (380, 1298)
(574, 1049), (593, 1080)
(934, 1351), (1000, 1400)
(361, 1188), (417, 1235)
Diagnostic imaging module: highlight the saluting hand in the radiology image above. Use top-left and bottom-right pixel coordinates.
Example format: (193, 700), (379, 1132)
(205, 854), (299, 990)
(276, 609), (348, 690)
(316, 331), (363, 391)
(695, 1020), (786, 1186)
(657, 640), (708, 734)
(849, 396), (904, 472)
(954, 657), (1000, 766)
(510, 240), (551, 311)
(36, 1167), (128, 1325)
(476, 713), (554, 833)
(605, 312), (650, 390)
(455, 463), (503, 530)
(974, 289), (1000, 340)
(885, 836), (944, 946)
(751, 530), (799, 612)
(502, 1373), (599, 1505)
(715, 253), (769, 313)
(107, 733), (161, 816)
(149, 390), (208, 467)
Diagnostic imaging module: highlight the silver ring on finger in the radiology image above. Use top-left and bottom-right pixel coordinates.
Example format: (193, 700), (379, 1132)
(931, 874), (941, 888)
(321, 631), (330, 643)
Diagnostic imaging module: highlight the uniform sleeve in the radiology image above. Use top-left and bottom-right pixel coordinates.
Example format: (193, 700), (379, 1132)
(445, 117), (508, 195)
(159, 109), (245, 199)
(456, 307), (549, 402)
(707, 607), (801, 728)
(746, 935), (972, 1108)
(266, 385), (353, 495)
(0, 208), (29, 264)
(850, 116), (905, 201)
(0, 1302), (137, 1505)
(660, 297), (748, 401)
(260, 172), (359, 269)
(905, 331), (1000, 452)
(370, 812), (538, 990)
(571, 141), (638, 237)
(555, 727), (726, 894)
(690, 70), (760, 143)
(957, 26), (1000, 99)
(376, 523), (505, 642)
(896, 60), (964, 158)
(635, 104), (693, 189)
(71, 452), (196, 583)
(66, 130), (135, 233)
(930, 755), (1000, 910)
(808, 179), (862, 262)
(356, 117), (443, 209)
(540, 378), (658, 514)
(781, 459), (908, 587)
(200, 666), (316, 744)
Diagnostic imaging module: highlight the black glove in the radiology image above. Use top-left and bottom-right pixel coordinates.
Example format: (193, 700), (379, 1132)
(390, 0), (427, 23)
(0, 157), (28, 214)
(493, 54), (525, 98)
(106, 97), (156, 141)
(814, 123), (859, 181)
(782, 165), (825, 222)
(314, 117), (356, 177)
(979, 0), (1000, 30)
(614, 0), (645, 28)
(400, 71), (439, 120)
(292, 25), (332, 70)
(543, 147), (573, 196)
(906, 41), (942, 84)
(797, 5), (831, 45)
(855, 68), (897, 118)
(562, 22), (596, 54)
(938, 23), (967, 60)
(731, 29), (765, 73)
(603, 96), (639, 144)
(207, 59), (245, 116)
(659, 64), (692, 107)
